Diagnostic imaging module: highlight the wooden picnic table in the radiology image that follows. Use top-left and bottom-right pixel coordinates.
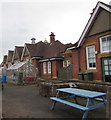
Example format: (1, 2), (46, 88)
(50, 88), (107, 120)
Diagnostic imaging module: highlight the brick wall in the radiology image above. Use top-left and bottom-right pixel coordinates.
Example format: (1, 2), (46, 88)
(72, 49), (80, 79)
(40, 60), (63, 79)
(72, 32), (111, 81)
(39, 62), (51, 78)
(32, 59), (39, 68)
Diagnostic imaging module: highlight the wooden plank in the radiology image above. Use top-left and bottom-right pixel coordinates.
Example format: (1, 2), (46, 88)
(88, 103), (106, 110)
(57, 88), (106, 98)
(50, 97), (89, 111)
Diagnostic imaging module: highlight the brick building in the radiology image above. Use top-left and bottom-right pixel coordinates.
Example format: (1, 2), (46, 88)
(21, 33), (72, 79)
(67, 2), (111, 82)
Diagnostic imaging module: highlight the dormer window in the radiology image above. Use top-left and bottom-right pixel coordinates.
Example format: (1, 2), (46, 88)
(100, 35), (111, 53)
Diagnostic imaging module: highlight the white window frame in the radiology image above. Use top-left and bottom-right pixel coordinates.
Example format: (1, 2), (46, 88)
(63, 61), (65, 68)
(100, 34), (111, 53)
(67, 60), (70, 66)
(86, 45), (96, 70)
(43, 62), (46, 74)
(63, 60), (70, 67)
(48, 61), (51, 74)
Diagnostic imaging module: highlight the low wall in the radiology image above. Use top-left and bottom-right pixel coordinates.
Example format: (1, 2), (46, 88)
(67, 80), (111, 119)
(38, 78), (111, 119)
(38, 81), (69, 97)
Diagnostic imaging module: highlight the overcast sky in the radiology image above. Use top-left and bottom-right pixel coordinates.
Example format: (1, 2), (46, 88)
(0, 0), (110, 63)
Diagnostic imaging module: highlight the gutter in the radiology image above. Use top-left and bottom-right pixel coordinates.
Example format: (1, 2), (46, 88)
(39, 57), (63, 62)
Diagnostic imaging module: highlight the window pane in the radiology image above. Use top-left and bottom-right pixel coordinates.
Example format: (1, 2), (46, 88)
(89, 63), (92, 67)
(107, 36), (111, 41)
(43, 62), (46, 74)
(109, 60), (111, 65)
(48, 62), (51, 74)
(101, 35), (111, 53)
(105, 66), (108, 70)
(102, 38), (107, 47)
(102, 46), (108, 51)
(109, 66), (111, 70)
(109, 46), (111, 51)
(105, 71), (109, 75)
(93, 63), (96, 67)
(63, 61), (67, 67)
(104, 60), (108, 65)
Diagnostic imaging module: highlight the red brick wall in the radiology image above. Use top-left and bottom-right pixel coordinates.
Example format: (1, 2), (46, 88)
(72, 49), (80, 79)
(72, 32), (111, 81)
(80, 35), (101, 80)
(40, 62), (51, 78)
(32, 59), (39, 68)
(40, 60), (63, 79)
(52, 61), (57, 78)
(63, 52), (73, 64)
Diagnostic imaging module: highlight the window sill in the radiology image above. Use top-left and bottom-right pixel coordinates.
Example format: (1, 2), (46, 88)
(85, 69), (97, 72)
(99, 52), (111, 58)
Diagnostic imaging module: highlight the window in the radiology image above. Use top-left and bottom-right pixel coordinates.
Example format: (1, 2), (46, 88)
(100, 35), (111, 53)
(63, 60), (70, 67)
(63, 61), (66, 67)
(43, 62), (46, 74)
(48, 61), (51, 74)
(86, 45), (96, 69)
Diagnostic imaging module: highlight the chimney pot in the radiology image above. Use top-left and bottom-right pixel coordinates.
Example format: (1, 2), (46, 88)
(49, 32), (55, 43)
(31, 37), (36, 44)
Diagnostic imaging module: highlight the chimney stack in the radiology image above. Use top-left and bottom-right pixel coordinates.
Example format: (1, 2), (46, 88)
(49, 32), (55, 43)
(31, 37), (36, 44)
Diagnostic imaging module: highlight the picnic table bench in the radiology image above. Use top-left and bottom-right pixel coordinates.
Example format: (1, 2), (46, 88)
(50, 88), (107, 120)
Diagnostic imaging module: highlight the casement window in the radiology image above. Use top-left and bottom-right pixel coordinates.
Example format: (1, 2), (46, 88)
(43, 62), (46, 74)
(100, 35), (111, 53)
(48, 61), (51, 74)
(63, 60), (70, 67)
(86, 45), (96, 69)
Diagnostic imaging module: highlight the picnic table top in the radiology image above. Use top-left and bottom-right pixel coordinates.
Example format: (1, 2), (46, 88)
(57, 88), (106, 98)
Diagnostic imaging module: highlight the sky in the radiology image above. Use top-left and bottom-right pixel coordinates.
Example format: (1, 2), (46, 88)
(0, 0), (110, 63)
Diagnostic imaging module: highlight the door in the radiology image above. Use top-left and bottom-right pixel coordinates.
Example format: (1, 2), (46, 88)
(102, 58), (111, 82)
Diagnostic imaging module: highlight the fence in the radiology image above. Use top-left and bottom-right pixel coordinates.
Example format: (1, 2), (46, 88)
(58, 65), (73, 79)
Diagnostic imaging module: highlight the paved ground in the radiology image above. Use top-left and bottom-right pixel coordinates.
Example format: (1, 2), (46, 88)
(2, 83), (106, 119)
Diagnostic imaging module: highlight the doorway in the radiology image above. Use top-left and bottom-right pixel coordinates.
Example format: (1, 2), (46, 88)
(102, 57), (111, 82)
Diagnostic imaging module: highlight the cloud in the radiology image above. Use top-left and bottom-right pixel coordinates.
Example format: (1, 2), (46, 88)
(0, 0), (110, 63)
